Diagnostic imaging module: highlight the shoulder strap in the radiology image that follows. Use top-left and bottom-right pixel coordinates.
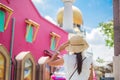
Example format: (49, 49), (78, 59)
(69, 57), (86, 80)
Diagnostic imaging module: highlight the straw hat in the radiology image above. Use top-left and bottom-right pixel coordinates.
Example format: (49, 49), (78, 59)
(65, 35), (89, 53)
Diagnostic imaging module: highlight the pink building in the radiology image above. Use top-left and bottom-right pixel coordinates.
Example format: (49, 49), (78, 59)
(0, 0), (68, 80)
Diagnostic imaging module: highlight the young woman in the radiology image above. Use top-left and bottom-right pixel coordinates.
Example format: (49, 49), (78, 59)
(46, 35), (93, 80)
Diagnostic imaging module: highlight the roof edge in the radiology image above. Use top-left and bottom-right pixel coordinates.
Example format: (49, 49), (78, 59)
(29, 0), (68, 34)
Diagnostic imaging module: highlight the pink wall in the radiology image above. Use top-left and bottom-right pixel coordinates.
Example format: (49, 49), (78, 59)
(0, 0), (68, 62)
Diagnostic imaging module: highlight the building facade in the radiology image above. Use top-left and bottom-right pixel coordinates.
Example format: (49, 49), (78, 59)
(0, 0), (68, 80)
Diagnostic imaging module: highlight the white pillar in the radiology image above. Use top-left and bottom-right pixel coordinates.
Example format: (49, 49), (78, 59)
(62, 0), (75, 33)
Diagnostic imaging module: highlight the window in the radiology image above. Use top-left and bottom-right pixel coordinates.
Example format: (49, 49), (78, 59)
(0, 53), (5, 80)
(38, 56), (51, 80)
(0, 3), (13, 32)
(15, 51), (36, 80)
(25, 19), (39, 43)
(50, 32), (61, 50)
(0, 44), (10, 80)
(0, 10), (5, 32)
(24, 59), (32, 80)
(26, 25), (33, 42)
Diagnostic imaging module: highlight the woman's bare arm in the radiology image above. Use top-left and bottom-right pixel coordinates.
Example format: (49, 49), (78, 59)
(46, 41), (69, 66)
(47, 58), (64, 66)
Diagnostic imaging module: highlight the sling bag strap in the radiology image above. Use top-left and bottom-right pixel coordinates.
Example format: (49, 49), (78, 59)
(69, 57), (86, 80)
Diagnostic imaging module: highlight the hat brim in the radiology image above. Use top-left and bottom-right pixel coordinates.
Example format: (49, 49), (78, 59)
(65, 43), (89, 53)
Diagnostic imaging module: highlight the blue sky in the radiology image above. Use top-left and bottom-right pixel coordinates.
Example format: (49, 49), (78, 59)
(32, 0), (113, 32)
(32, 0), (114, 62)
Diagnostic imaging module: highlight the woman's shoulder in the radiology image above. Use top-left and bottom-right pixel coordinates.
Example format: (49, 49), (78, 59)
(63, 54), (76, 60)
(84, 51), (93, 58)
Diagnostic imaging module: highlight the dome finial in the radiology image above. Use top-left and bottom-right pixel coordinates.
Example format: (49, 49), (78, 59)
(57, 6), (83, 27)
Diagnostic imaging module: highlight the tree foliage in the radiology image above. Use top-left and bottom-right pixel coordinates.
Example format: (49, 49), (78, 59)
(96, 57), (105, 63)
(98, 21), (114, 47)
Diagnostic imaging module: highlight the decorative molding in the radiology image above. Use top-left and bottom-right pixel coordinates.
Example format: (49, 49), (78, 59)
(50, 32), (61, 49)
(0, 44), (10, 80)
(15, 51), (36, 80)
(25, 19), (39, 42)
(0, 3), (13, 30)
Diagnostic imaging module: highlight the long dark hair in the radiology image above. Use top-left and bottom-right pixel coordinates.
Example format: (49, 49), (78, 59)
(75, 52), (82, 74)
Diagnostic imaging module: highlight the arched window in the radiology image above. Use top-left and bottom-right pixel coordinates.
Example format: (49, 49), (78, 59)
(0, 44), (10, 80)
(24, 59), (32, 80)
(15, 51), (36, 80)
(38, 56), (50, 80)
(0, 52), (5, 80)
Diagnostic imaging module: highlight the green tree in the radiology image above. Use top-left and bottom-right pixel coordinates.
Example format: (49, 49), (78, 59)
(98, 21), (114, 47)
(96, 57), (105, 63)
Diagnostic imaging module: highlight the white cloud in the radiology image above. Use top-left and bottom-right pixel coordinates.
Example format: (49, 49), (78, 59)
(86, 28), (114, 61)
(45, 16), (58, 25)
(86, 28), (105, 45)
(84, 26), (93, 31)
(32, 0), (43, 4)
(92, 44), (114, 61)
